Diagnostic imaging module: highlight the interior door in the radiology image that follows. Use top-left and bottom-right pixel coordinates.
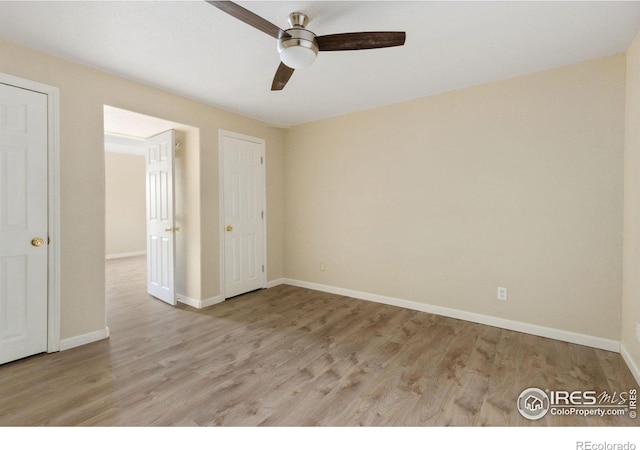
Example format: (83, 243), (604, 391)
(146, 130), (176, 305)
(0, 83), (48, 365)
(221, 132), (266, 299)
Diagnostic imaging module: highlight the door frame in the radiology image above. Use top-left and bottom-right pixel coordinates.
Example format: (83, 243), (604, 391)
(218, 129), (267, 299)
(0, 72), (60, 353)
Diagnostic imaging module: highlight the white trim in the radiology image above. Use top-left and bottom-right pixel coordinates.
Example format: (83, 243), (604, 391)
(262, 141), (268, 292)
(60, 327), (110, 351)
(104, 133), (146, 156)
(621, 344), (640, 386)
(105, 251), (147, 260)
(281, 278), (620, 353)
(266, 278), (285, 289)
(0, 73), (61, 353)
(177, 294), (224, 309)
(218, 129), (267, 300)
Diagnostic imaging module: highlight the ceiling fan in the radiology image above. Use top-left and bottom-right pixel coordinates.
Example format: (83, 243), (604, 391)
(207, 1), (406, 91)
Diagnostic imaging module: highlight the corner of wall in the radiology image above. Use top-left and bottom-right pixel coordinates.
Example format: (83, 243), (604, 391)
(622, 30), (640, 386)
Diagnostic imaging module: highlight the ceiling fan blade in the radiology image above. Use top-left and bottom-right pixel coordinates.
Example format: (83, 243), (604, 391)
(317, 32), (406, 51)
(271, 63), (295, 91)
(206, 1), (290, 39)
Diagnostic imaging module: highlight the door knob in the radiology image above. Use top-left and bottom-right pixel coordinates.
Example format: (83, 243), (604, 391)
(226, 225), (233, 232)
(31, 237), (44, 247)
(165, 227), (173, 232)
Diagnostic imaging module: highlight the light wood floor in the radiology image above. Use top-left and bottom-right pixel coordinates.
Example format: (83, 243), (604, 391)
(0, 255), (637, 426)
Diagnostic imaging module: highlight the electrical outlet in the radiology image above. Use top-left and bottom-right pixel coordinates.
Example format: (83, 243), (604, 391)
(497, 287), (507, 301)
(320, 263), (325, 272)
(636, 323), (640, 343)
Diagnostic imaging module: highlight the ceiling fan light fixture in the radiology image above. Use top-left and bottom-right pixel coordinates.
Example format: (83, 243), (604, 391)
(277, 27), (318, 69)
(208, 2), (407, 91)
(279, 43), (317, 69)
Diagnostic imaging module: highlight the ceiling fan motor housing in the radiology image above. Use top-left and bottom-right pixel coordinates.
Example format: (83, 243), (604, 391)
(277, 12), (318, 69)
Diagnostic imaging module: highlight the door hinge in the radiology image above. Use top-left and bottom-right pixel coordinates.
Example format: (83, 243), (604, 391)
(261, 156), (263, 164)
(261, 210), (264, 219)
(262, 265), (265, 273)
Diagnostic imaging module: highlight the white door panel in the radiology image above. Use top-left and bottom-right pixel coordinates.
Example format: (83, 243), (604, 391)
(0, 84), (48, 365)
(222, 132), (265, 299)
(146, 130), (176, 305)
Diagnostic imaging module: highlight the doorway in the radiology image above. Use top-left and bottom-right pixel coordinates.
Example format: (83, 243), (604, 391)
(103, 105), (199, 309)
(0, 73), (60, 365)
(219, 130), (267, 299)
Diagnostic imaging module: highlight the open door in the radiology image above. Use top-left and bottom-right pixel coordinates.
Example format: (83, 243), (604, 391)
(145, 130), (176, 305)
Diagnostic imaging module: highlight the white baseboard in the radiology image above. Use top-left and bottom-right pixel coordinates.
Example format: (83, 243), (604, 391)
(177, 294), (224, 309)
(60, 326), (110, 351)
(621, 343), (640, 386)
(179, 282), (287, 307)
(105, 251), (146, 260)
(281, 278), (620, 353)
(266, 278), (285, 288)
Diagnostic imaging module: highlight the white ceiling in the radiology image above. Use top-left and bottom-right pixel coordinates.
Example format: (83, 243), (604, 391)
(1, 1), (640, 126)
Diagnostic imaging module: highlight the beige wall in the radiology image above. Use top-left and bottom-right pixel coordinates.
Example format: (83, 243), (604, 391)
(622, 31), (640, 377)
(104, 151), (146, 257)
(0, 39), (285, 340)
(284, 54), (625, 340)
(1, 36), (632, 359)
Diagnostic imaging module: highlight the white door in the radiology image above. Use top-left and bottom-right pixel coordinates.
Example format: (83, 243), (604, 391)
(146, 130), (176, 305)
(221, 132), (266, 298)
(0, 83), (48, 365)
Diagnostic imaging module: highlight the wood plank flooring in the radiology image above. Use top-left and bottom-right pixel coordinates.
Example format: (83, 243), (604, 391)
(0, 255), (637, 426)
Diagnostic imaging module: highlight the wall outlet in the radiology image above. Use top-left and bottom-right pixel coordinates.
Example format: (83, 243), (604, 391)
(497, 287), (508, 301)
(320, 263), (325, 272)
(636, 323), (640, 343)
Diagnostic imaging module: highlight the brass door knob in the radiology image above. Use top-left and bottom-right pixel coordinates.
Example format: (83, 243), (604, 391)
(31, 237), (44, 247)
(165, 227), (173, 232)
(226, 225), (233, 232)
